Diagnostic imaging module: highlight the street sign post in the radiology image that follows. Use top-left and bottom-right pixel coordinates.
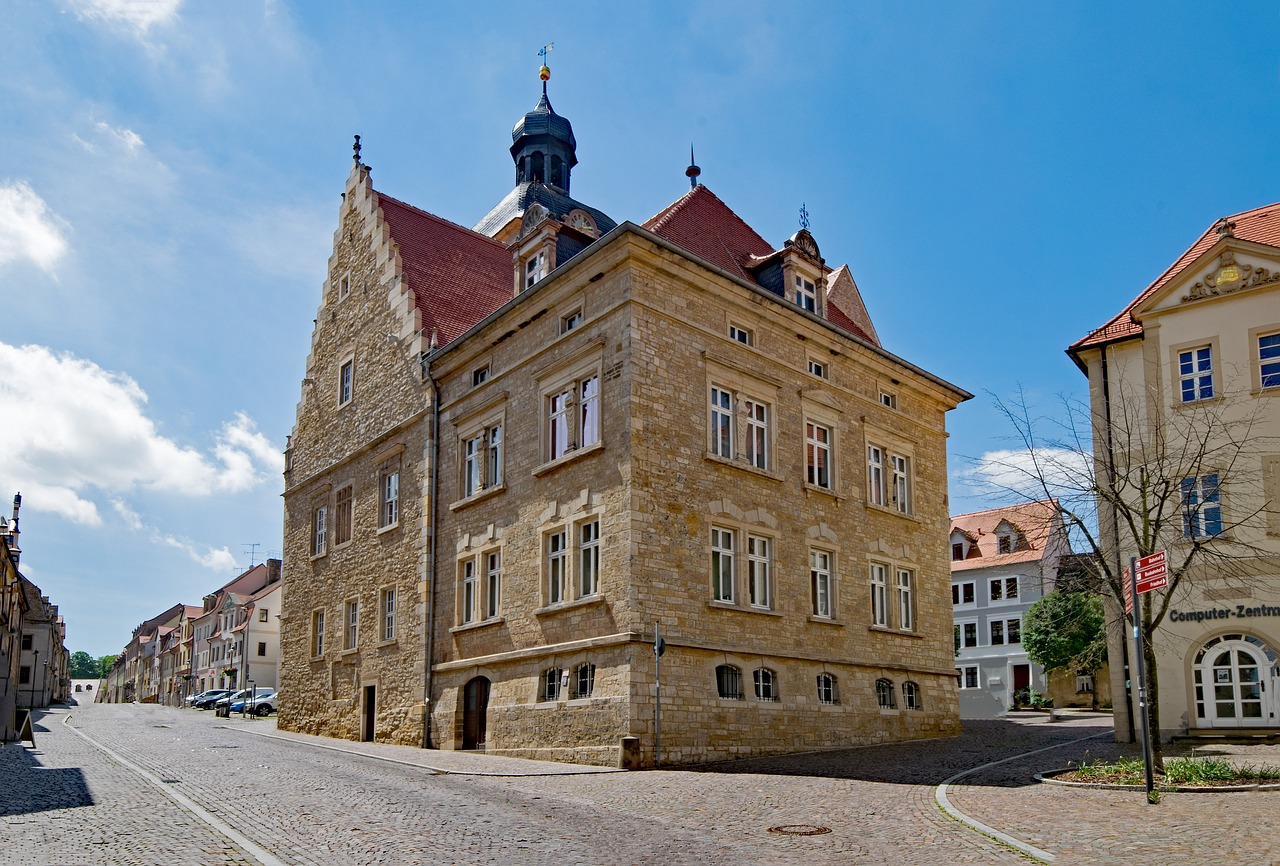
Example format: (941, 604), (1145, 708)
(1129, 554), (1160, 803)
(1135, 550), (1169, 594)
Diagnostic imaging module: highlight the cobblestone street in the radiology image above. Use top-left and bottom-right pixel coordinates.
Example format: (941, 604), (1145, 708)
(3, 699), (1278, 865)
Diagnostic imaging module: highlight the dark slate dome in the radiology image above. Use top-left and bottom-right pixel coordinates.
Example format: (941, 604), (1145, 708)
(511, 91), (578, 160)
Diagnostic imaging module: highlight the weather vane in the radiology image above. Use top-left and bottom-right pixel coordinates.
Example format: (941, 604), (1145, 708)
(538, 42), (554, 82)
(799, 202), (810, 231)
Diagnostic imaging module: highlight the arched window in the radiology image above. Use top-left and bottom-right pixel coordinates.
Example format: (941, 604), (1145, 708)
(573, 662), (596, 698)
(902, 681), (921, 710)
(550, 155), (564, 188)
(716, 664), (743, 700)
(530, 151), (545, 183)
(816, 673), (839, 705)
(753, 668), (779, 702)
(875, 678), (896, 709)
(541, 667), (563, 702)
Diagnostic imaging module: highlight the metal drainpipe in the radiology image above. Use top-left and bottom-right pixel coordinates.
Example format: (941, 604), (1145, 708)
(422, 359), (440, 749)
(1099, 342), (1134, 742)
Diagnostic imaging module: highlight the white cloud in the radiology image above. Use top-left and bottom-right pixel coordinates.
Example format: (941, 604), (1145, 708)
(0, 342), (280, 525)
(75, 121), (146, 156)
(227, 203), (332, 282)
(112, 497), (237, 571)
(957, 447), (1094, 501)
(68, 0), (182, 34)
(0, 181), (70, 273)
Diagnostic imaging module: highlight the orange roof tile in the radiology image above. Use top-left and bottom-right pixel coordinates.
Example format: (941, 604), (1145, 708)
(376, 192), (513, 347)
(950, 499), (1059, 572)
(643, 185), (775, 284)
(1072, 202), (1280, 352)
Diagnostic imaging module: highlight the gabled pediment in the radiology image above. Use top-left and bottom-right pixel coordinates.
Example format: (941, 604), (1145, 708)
(1134, 237), (1280, 320)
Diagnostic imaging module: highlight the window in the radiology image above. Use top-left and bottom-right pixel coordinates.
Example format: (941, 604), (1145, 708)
(379, 464), (399, 528)
(560, 309), (583, 333)
(381, 587), (397, 641)
(488, 426), (504, 488)
(1076, 673), (1095, 694)
(806, 421), (832, 489)
(879, 391), (897, 409)
(1261, 333), (1280, 389)
(485, 552), (502, 619)
(463, 434), (483, 497)
(1178, 345), (1214, 403)
(709, 386), (733, 459)
(541, 667), (563, 702)
(1182, 473), (1223, 538)
(258, 609), (268, 623)
(461, 560), (478, 624)
(716, 664), (743, 700)
(810, 549), (832, 618)
(310, 610), (325, 658)
(311, 505), (327, 557)
(21, 633), (32, 651)
(956, 621), (978, 649)
(867, 446), (884, 505)
(807, 359), (827, 379)
(748, 535), (771, 609)
(471, 365), (489, 387)
(870, 562), (888, 627)
(959, 666), (980, 689)
(338, 274), (350, 300)
(997, 534), (1012, 554)
(794, 275), (817, 312)
(546, 529), (568, 605)
(891, 454), (911, 513)
(816, 673), (839, 704)
(710, 527), (735, 603)
(902, 681), (921, 710)
(896, 568), (914, 632)
(753, 668), (779, 702)
(334, 485), (353, 546)
(525, 250), (547, 289)
(547, 374), (600, 461)
(990, 619), (1004, 645)
(18, 666), (30, 685)
(951, 543), (965, 561)
(574, 663), (595, 698)
(989, 618), (1022, 645)
(579, 520), (600, 597)
(876, 678), (896, 709)
(952, 582), (974, 605)
(344, 600), (358, 650)
(729, 324), (753, 345)
(744, 399), (769, 469)
(990, 577), (1019, 602)
(339, 358), (354, 406)
(257, 641), (266, 657)
(462, 422), (503, 498)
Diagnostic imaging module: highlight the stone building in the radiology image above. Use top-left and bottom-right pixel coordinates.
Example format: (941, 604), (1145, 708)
(1069, 203), (1280, 740)
(1, 499), (30, 739)
(280, 70), (970, 765)
(950, 500), (1069, 718)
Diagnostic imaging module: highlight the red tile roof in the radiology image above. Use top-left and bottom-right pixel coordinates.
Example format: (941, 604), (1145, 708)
(376, 192), (513, 347)
(1072, 202), (1280, 352)
(643, 185), (775, 284)
(950, 499), (1059, 572)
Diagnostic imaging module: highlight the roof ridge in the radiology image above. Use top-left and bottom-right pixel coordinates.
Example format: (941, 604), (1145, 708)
(375, 190), (508, 252)
(950, 498), (1057, 522)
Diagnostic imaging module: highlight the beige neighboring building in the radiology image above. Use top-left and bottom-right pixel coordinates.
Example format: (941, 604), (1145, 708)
(280, 71), (970, 765)
(1069, 203), (1280, 740)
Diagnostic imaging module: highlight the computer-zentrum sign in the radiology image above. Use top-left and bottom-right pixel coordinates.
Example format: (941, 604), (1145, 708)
(1170, 605), (1280, 624)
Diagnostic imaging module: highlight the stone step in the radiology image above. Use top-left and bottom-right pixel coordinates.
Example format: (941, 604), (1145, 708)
(1173, 728), (1280, 745)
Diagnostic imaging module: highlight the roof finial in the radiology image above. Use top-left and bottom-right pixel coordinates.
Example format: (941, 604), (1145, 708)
(352, 134), (362, 164)
(799, 202), (810, 231)
(1214, 216), (1236, 239)
(538, 42), (553, 95)
(685, 143), (701, 190)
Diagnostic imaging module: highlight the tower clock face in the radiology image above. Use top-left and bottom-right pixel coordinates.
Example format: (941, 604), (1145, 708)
(568, 211), (595, 234)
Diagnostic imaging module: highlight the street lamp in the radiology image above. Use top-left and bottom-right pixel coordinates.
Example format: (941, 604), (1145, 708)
(40, 659), (47, 708)
(27, 648), (38, 709)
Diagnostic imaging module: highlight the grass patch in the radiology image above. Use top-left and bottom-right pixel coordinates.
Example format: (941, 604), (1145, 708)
(1061, 755), (1280, 787)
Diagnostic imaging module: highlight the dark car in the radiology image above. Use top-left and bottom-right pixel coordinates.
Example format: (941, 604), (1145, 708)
(230, 690), (277, 716)
(193, 689), (232, 709)
(215, 687), (274, 717)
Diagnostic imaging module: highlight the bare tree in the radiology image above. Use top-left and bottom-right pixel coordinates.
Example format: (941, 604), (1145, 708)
(972, 385), (1276, 769)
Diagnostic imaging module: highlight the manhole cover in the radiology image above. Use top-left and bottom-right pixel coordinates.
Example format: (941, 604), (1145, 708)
(768, 825), (831, 836)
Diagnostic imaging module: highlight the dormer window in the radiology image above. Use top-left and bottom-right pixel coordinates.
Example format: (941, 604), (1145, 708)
(525, 250), (548, 289)
(997, 534), (1013, 554)
(951, 543), (965, 561)
(794, 276), (817, 312)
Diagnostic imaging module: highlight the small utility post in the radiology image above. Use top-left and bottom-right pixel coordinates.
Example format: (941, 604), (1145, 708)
(1129, 556), (1156, 803)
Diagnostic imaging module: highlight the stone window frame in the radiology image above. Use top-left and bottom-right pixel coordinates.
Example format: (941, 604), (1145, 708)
(810, 547), (836, 620)
(573, 662), (596, 699)
(806, 357), (828, 380)
(869, 561), (889, 627)
(1250, 323), (1280, 394)
(337, 352), (355, 409)
(310, 609), (325, 659)
(559, 305), (584, 335)
(377, 454), (401, 533)
(864, 423), (917, 517)
(1181, 472), (1225, 539)
(875, 677), (897, 710)
(816, 672), (840, 705)
(341, 599), (358, 653)
(379, 585), (397, 643)
(539, 666), (565, 702)
(336, 271), (351, 302)
(333, 484), (354, 548)
(537, 513), (604, 613)
(1169, 337), (1219, 406)
(310, 502), (328, 559)
(752, 667), (780, 702)
(794, 274), (817, 313)
(746, 533), (773, 611)
(879, 390), (898, 410)
(728, 322), (753, 346)
(457, 407), (506, 503)
(715, 663), (744, 700)
(536, 348), (604, 472)
(704, 358), (782, 478)
(902, 681), (922, 710)
(896, 567), (915, 632)
(455, 545), (502, 628)
(804, 417), (835, 493)
(471, 364), (490, 388)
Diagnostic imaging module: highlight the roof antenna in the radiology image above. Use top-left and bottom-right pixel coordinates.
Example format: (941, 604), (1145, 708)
(685, 143), (701, 190)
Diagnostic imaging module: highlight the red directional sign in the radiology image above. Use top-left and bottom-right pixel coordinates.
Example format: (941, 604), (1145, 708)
(1135, 550), (1169, 594)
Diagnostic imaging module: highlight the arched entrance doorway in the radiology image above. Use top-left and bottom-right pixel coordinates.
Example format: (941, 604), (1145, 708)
(462, 676), (490, 750)
(1192, 634), (1278, 728)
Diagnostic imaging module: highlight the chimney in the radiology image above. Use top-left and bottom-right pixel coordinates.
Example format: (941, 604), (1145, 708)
(266, 558), (282, 584)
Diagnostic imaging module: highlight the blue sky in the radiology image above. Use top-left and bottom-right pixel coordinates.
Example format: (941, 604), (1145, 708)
(3, 1), (1278, 656)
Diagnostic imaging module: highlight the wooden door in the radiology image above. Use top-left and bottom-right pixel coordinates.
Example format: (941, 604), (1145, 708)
(462, 676), (490, 750)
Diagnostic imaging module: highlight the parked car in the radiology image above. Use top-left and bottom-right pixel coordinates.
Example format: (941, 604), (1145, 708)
(215, 687), (275, 717)
(230, 690), (277, 716)
(192, 689), (232, 709)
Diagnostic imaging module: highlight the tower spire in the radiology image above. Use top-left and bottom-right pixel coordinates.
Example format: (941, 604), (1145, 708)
(685, 144), (701, 190)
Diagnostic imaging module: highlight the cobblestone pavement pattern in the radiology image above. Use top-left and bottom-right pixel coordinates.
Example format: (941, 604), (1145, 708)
(4, 700), (1279, 865)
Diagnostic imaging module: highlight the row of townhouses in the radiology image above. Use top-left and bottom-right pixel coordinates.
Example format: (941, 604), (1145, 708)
(2, 494), (70, 741)
(101, 559), (282, 706)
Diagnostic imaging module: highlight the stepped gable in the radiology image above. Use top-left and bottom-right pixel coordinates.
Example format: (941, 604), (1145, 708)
(1072, 202), (1280, 352)
(376, 192), (513, 347)
(643, 185), (775, 284)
